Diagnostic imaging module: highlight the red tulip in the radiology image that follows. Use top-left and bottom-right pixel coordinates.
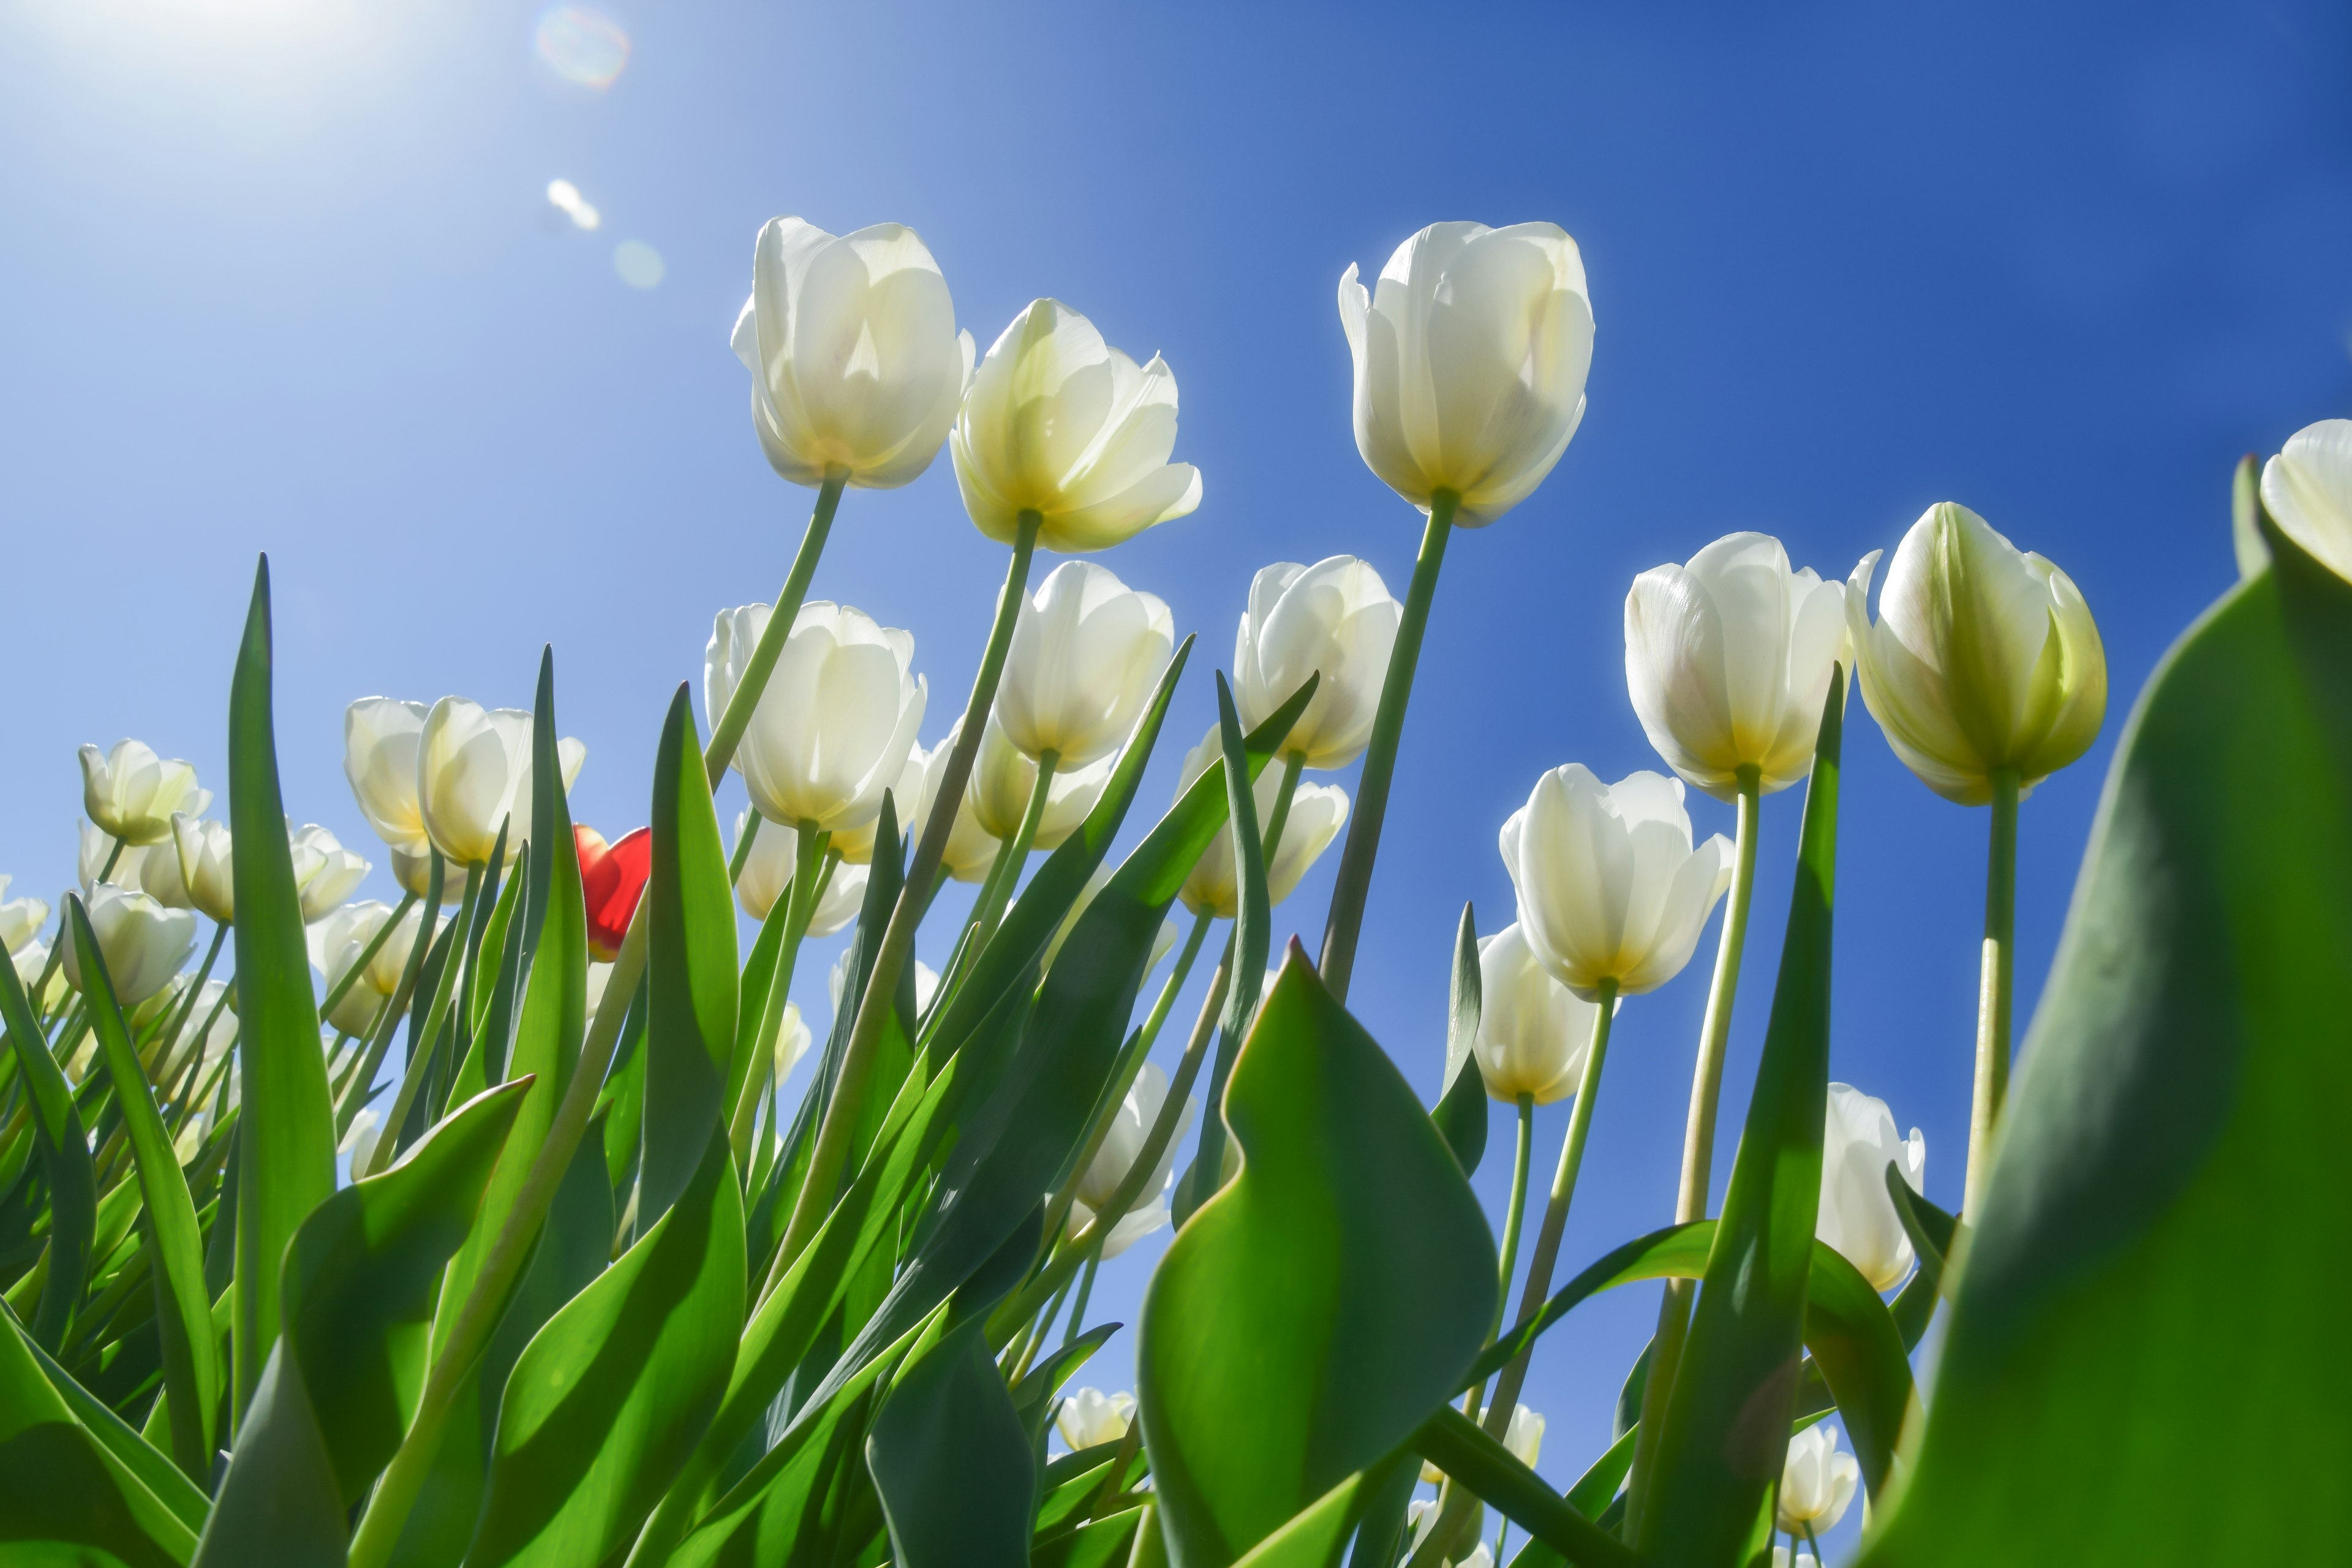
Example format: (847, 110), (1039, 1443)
(576, 824), (652, 962)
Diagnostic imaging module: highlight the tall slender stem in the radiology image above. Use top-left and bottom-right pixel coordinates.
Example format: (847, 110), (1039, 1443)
(1966, 767), (2020, 1213)
(729, 822), (824, 1167)
(1318, 493), (1455, 1001)
(771, 511), (1042, 1276)
(969, 750), (1058, 952)
(356, 862), (482, 1178)
(151, 924), (229, 1097)
(1061, 1251), (1103, 1348)
(335, 863), (447, 1139)
(1627, 768), (1760, 1537)
(705, 477), (846, 790)
(1496, 1096), (1535, 1313)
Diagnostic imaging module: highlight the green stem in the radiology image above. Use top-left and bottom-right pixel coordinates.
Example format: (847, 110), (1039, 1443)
(729, 823), (826, 1167)
(151, 924), (229, 1099)
(1009, 1269), (1076, 1382)
(336, 856), (447, 1140)
(771, 510), (1042, 1276)
(1627, 767), (1760, 1538)
(1496, 1096), (1535, 1314)
(1061, 1251), (1102, 1348)
(727, 811), (762, 886)
(316, 891), (418, 1027)
(1966, 767), (2020, 1213)
(355, 862), (482, 1180)
(1260, 752), (1304, 875)
(969, 750), (1058, 952)
(1317, 491), (1456, 1002)
(704, 477), (846, 791)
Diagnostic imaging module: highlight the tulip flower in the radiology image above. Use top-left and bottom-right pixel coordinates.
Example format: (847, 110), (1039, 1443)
(2258, 417), (2352, 582)
(772, 1000), (813, 1087)
(1775, 1425), (1859, 1537)
(390, 843), (458, 905)
(911, 727), (1005, 884)
(78, 820), (146, 897)
(172, 816), (236, 923)
(1404, 1501), (1496, 1568)
(13, 940), (62, 1009)
(417, 698), (587, 869)
(1501, 767), (1733, 1002)
(290, 823), (372, 924)
(575, 825), (652, 962)
(1066, 1193), (1172, 1261)
(707, 600), (926, 837)
(344, 698), (431, 856)
(1339, 222), (1593, 527)
(1771, 1550), (1820, 1568)
(1818, 1083), (1927, 1292)
(829, 750), (924, 867)
(997, 561), (1174, 769)
(732, 810), (868, 937)
(1173, 724), (1349, 919)
(1233, 557), (1402, 769)
(968, 712), (1113, 848)
(731, 217), (971, 491)
(950, 298), (1202, 554)
(1625, 532), (1849, 801)
(1054, 1387), (1135, 1452)
(1425, 1402), (1544, 1482)
(61, 884), (197, 1006)
(79, 739), (209, 846)
(1074, 1061), (1197, 1215)
(1469, 922), (1602, 1106)
(0, 878), (48, 956)
(309, 901), (418, 1037)
(340, 1107), (386, 1175)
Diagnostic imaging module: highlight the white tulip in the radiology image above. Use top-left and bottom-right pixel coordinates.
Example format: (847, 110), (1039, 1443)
(78, 820), (157, 900)
(1173, 726), (1348, 919)
(1338, 222), (1594, 526)
(1501, 767), (1733, 1001)
(1232, 557), (1402, 769)
(1404, 1501), (1496, 1568)
(707, 601), (926, 835)
(62, 886), (197, 1007)
(829, 748), (925, 867)
(1423, 1402), (1544, 1484)
(133, 827), (192, 910)
(996, 561), (1174, 769)
(339, 1107), (386, 1174)
(1776, 1425), (1859, 1536)
(1771, 1550), (1820, 1568)
(13, 940), (63, 1009)
(1819, 1084), (1927, 1293)
(417, 698), (587, 868)
(1468, 923), (1602, 1106)
(1626, 533), (1849, 800)
(344, 698), (431, 855)
(967, 712), (1113, 848)
(0, 879), (49, 956)
(1042, 862), (1180, 977)
(950, 298), (1203, 554)
(309, 901), (412, 1037)
(171, 816), (235, 923)
(772, 1001), (813, 1087)
(913, 725), (1005, 883)
(731, 217), (972, 489)
(290, 824), (372, 923)
(79, 740), (209, 846)
(1066, 1194), (1170, 1261)
(181, 979), (236, 1072)
(1054, 1387), (1135, 1452)
(390, 842), (460, 905)
(2258, 417), (2352, 583)
(1074, 1061), (1197, 1214)
(1845, 504), (2106, 807)
(732, 810), (868, 936)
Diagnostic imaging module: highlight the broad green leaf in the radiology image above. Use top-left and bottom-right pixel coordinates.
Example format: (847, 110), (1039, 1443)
(1858, 507), (2352, 1562)
(227, 557), (339, 1413)
(1226, 1476), (1366, 1568)
(1035, 1504), (1147, 1568)
(866, 1315), (1032, 1568)
(0, 933), (95, 1353)
(642, 685), (739, 1229)
(1882, 1172), (1955, 1351)
(1430, 901), (1489, 1178)
(13, 1311), (211, 1537)
(1642, 670), (1843, 1566)
(1009, 1320), (1118, 1449)
(1036, 1442), (1147, 1537)
(1140, 950), (1498, 1567)
(1413, 1405), (1635, 1567)
(69, 897), (219, 1483)
(190, 1341), (345, 1568)
(467, 1130), (744, 1567)
(282, 1077), (532, 1506)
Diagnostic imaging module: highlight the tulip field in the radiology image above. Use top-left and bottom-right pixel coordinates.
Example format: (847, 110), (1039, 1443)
(2, 216), (2347, 1568)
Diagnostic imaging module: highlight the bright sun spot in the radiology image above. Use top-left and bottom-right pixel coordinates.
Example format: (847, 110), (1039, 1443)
(547, 179), (601, 230)
(535, 6), (630, 89)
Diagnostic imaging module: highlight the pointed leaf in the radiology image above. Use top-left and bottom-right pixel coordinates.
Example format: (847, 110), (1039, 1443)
(1430, 902), (1488, 1178)
(0, 933), (95, 1352)
(191, 1341), (346, 1568)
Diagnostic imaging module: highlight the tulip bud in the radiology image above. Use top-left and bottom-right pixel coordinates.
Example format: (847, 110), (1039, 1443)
(2258, 418), (2352, 583)
(172, 816), (235, 923)
(1776, 1425), (1859, 1536)
(1338, 222), (1594, 526)
(417, 698), (587, 868)
(62, 885), (197, 1007)
(290, 823), (372, 924)
(1173, 725), (1349, 919)
(967, 712), (1113, 848)
(575, 824), (651, 963)
(732, 811), (867, 937)
(1232, 557), (1401, 769)
(0, 878), (49, 956)
(951, 298), (1202, 553)
(997, 562), (1175, 768)
(1845, 503), (2106, 806)
(1054, 1387), (1136, 1452)
(731, 217), (973, 489)
(1420, 1400), (1541, 1481)
(344, 698), (432, 855)
(1818, 1084), (1926, 1293)
(1501, 766), (1733, 1000)
(772, 1001), (813, 1088)
(707, 601), (926, 835)
(79, 740), (209, 846)
(1468, 923), (1602, 1105)
(1625, 533), (1849, 800)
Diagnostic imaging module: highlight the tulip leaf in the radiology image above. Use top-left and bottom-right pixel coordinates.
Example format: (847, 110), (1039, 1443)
(1430, 901), (1489, 1178)
(866, 1313), (1033, 1568)
(11, 1310), (211, 1537)
(227, 557), (340, 1414)
(1009, 1320), (1119, 1448)
(190, 1340), (347, 1568)
(0, 938), (95, 1354)
(1883, 1170), (1956, 1351)
(1412, 1404), (1637, 1568)
(1139, 948), (1498, 1567)
(1856, 509), (2352, 1563)
(1035, 1505), (1147, 1568)
(1642, 669), (1842, 1566)
(466, 1128), (745, 1567)
(69, 897), (219, 1483)
(1036, 1442), (1147, 1536)
(1226, 1475), (1366, 1568)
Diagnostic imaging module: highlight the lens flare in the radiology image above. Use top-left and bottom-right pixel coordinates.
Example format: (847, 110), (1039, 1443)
(546, 179), (601, 230)
(614, 241), (665, 290)
(535, 6), (629, 89)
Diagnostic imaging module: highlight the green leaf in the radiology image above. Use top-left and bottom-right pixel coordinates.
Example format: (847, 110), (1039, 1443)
(1139, 950), (1498, 1567)
(282, 1077), (532, 1506)
(68, 897), (219, 1483)
(642, 685), (739, 1229)
(0, 933), (96, 1353)
(1412, 1404), (1635, 1568)
(866, 1315), (1032, 1568)
(1642, 668), (1842, 1566)
(1009, 1321), (1118, 1449)
(12, 1310), (211, 1537)
(1035, 1505), (1147, 1568)
(1227, 1476), (1365, 1568)
(1883, 1172), (1955, 1351)
(466, 1129), (745, 1567)
(1857, 503), (2352, 1563)
(1430, 901), (1489, 1178)
(227, 557), (339, 1414)
(190, 1341), (347, 1568)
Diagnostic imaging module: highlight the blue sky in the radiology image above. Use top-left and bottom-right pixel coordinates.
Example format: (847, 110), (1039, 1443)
(3, 0), (2347, 1540)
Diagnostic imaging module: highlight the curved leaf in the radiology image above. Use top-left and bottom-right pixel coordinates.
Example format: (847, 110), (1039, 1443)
(1412, 1405), (1635, 1568)
(0, 933), (94, 1353)
(12, 1312), (211, 1537)
(191, 1341), (345, 1568)
(867, 1315), (1031, 1568)
(1430, 901), (1490, 1178)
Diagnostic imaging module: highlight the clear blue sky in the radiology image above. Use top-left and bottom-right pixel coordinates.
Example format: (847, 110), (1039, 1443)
(4, 0), (2346, 1536)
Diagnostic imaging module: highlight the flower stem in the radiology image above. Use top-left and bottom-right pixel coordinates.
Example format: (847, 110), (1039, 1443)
(335, 858), (448, 1140)
(151, 923), (229, 1097)
(1627, 767), (1760, 1538)
(1496, 1095), (1535, 1314)
(728, 823), (826, 1168)
(356, 861), (483, 1179)
(969, 750), (1058, 952)
(1966, 767), (2021, 1213)
(703, 477), (846, 791)
(1061, 1250), (1103, 1348)
(727, 811), (762, 884)
(1317, 491), (1456, 1002)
